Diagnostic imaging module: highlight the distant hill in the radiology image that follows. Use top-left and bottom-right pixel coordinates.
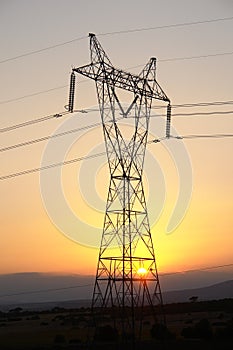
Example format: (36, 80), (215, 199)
(163, 279), (233, 303)
(0, 272), (94, 305)
(0, 271), (232, 310)
(0, 280), (232, 312)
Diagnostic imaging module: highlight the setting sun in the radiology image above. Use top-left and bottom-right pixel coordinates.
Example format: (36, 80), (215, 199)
(137, 267), (147, 275)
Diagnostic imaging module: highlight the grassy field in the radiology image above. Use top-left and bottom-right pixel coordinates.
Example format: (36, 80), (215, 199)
(0, 299), (232, 349)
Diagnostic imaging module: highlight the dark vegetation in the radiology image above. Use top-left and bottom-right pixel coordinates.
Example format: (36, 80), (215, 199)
(0, 299), (232, 349)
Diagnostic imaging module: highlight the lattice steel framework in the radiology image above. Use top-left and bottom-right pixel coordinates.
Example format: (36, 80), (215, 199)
(70, 33), (170, 344)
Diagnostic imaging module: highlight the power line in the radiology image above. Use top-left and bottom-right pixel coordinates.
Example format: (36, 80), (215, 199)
(98, 16), (233, 36)
(171, 134), (233, 140)
(0, 263), (232, 299)
(150, 134), (233, 143)
(0, 79), (89, 106)
(153, 100), (233, 109)
(1, 100), (233, 134)
(1, 134), (233, 181)
(0, 152), (106, 181)
(159, 51), (233, 63)
(148, 110), (233, 119)
(0, 284), (93, 299)
(0, 109), (88, 133)
(149, 134), (233, 144)
(0, 85), (68, 105)
(1, 50), (233, 106)
(0, 35), (88, 64)
(1, 16), (232, 64)
(1, 109), (233, 152)
(0, 121), (105, 153)
(158, 110), (233, 117)
(160, 263), (233, 276)
(0, 112), (68, 133)
(128, 51), (233, 71)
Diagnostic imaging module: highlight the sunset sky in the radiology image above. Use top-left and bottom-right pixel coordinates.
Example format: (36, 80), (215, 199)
(0, 0), (232, 277)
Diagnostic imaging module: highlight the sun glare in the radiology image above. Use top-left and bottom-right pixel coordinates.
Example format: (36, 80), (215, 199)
(137, 267), (147, 275)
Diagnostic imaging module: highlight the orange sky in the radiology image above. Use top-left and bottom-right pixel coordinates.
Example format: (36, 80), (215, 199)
(0, 0), (233, 276)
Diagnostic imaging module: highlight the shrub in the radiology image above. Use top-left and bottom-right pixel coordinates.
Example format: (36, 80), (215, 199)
(195, 318), (213, 339)
(54, 334), (66, 343)
(181, 319), (213, 340)
(94, 325), (118, 342)
(150, 323), (174, 340)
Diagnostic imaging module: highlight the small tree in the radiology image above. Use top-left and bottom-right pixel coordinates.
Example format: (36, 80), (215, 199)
(189, 296), (198, 303)
(9, 307), (23, 314)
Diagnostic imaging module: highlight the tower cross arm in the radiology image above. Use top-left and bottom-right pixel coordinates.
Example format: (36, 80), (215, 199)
(73, 63), (170, 102)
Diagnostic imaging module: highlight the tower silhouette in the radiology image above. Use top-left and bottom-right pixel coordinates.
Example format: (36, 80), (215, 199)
(69, 33), (170, 346)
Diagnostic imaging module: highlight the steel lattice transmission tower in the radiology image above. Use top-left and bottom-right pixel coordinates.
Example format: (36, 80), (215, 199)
(68, 33), (171, 343)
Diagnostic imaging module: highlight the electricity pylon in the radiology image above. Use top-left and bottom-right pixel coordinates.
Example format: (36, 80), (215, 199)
(69, 33), (170, 346)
